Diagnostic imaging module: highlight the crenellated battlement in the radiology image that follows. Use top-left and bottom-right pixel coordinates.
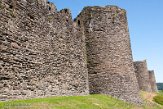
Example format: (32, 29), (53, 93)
(47, 1), (57, 13)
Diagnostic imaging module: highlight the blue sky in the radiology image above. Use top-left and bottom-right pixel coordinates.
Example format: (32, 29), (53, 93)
(49, 0), (163, 83)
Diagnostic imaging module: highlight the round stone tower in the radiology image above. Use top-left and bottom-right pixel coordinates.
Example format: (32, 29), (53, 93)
(76, 6), (141, 103)
(149, 70), (158, 92)
(134, 60), (152, 92)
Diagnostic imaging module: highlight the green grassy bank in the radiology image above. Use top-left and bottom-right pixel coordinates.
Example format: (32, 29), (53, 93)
(0, 93), (162, 109)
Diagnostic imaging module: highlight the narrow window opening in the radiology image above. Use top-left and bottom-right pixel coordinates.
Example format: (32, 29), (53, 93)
(9, 5), (13, 9)
(30, 16), (34, 20)
(65, 9), (68, 13)
(49, 6), (51, 11)
(28, 14), (34, 20)
(78, 20), (81, 26)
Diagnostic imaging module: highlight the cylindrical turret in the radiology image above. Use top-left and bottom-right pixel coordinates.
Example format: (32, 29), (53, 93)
(134, 60), (152, 92)
(149, 70), (158, 92)
(76, 6), (141, 103)
(47, 2), (57, 13)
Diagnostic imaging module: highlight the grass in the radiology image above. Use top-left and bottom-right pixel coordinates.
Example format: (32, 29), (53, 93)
(159, 90), (163, 94)
(0, 94), (162, 109)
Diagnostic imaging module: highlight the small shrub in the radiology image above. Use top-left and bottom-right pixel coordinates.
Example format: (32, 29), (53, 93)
(0, 0), (4, 9)
(48, 15), (53, 22)
(0, 1), (1, 8)
(9, 9), (16, 18)
(153, 95), (163, 105)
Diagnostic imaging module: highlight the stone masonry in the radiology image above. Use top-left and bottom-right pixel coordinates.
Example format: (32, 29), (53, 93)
(149, 70), (158, 92)
(75, 6), (141, 103)
(134, 60), (152, 92)
(0, 0), (89, 100)
(0, 0), (157, 104)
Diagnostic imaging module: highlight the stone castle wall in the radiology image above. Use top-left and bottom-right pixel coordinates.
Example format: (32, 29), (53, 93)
(75, 6), (141, 103)
(149, 70), (158, 92)
(134, 60), (152, 92)
(0, 0), (89, 100)
(0, 0), (157, 103)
